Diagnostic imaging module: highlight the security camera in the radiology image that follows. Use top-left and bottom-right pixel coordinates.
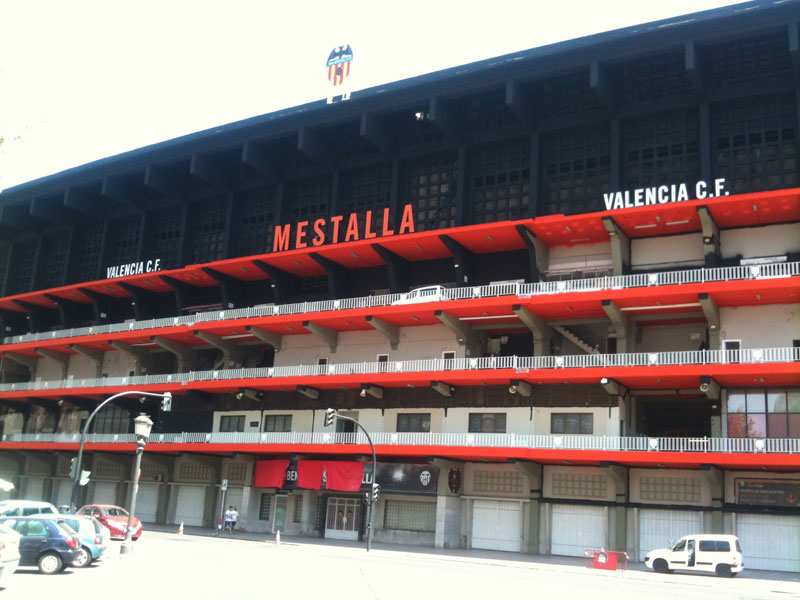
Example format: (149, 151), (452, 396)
(236, 391), (244, 400)
(699, 383), (709, 393)
(508, 385), (517, 394)
(359, 389), (367, 398)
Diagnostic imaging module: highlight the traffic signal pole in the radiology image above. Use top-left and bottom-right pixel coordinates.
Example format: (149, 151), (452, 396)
(324, 410), (377, 552)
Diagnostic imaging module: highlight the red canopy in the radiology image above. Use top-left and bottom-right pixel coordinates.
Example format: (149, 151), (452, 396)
(253, 459), (289, 488)
(325, 461), (364, 491)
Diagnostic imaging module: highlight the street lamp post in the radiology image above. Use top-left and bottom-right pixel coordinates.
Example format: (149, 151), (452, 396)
(69, 391), (172, 515)
(323, 408), (377, 552)
(120, 413), (153, 555)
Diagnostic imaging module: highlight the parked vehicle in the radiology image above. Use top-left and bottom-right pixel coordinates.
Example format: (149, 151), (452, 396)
(392, 285), (448, 305)
(78, 504), (142, 540)
(645, 534), (743, 577)
(0, 523), (21, 584)
(0, 516), (81, 574)
(0, 500), (59, 518)
(56, 515), (107, 567)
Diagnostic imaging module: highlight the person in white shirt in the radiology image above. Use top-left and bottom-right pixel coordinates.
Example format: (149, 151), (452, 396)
(230, 507), (239, 533)
(224, 506), (235, 533)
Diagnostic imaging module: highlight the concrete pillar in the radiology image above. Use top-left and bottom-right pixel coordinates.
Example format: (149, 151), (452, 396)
(601, 463), (628, 552)
(511, 461), (542, 554)
(432, 459), (464, 549)
(702, 465), (724, 533)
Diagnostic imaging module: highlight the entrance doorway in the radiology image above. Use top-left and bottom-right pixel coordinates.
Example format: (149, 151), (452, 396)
(637, 397), (711, 437)
(325, 497), (362, 541)
(273, 495), (288, 533)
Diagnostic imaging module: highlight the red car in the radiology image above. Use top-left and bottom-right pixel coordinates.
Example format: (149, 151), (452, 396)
(77, 505), (142, 541)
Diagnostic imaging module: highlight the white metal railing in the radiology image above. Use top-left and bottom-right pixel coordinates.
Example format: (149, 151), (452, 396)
(0, 347), (797, 393)
(3, 430), (797, 454)
(3, 261), (797, 346)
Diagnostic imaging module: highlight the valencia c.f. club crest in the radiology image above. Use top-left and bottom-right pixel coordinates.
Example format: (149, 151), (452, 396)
(326, 44), (353, 87)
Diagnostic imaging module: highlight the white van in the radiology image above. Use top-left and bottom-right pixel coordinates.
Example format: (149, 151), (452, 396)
(0, 500), (59, 518)
(645, 534), (743, 577)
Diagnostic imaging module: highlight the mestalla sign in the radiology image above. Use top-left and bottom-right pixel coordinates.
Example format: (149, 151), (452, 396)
(603, 178), (729, 211)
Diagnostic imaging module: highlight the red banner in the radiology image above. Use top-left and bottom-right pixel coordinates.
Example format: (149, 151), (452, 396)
(297, 460), (325, 490)
(325, 461), (364, 492)
(253, 459), (289, 488)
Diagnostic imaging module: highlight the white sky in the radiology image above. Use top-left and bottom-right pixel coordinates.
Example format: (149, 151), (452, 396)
(0, 0), (744, 191)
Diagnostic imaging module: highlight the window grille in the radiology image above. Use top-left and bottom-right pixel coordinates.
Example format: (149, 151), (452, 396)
(708, 33), (792, 88)
(39, 230), (70, 289)
(552, 472), (607, 498)
(227, 462), (247, 484)
(622, 110), (700, 189)
(108, 214), (142, 267)
(727, 388), (800, 438)
(712, 94), (798, 194)
(619, 52), (692, 104)
(237, 187), (275, 256)
(293, 495), (303, 523)
(640, 476), (701, 502)
(0, 243), (9, 295)
(466, 89), (517, 133)
(402, 153), (458, 231)
(383, 500), (436, 532)
(219, 415), (245, 433)
(551, 413), (594, 434)
(191, 196), (228, 264)
(148, 204), (183, 270)
(468, 413), (506, 433)
(541, 125), (611, 215)
(259, 493), (273, 521)
(470, 139), (530, 223)
(473, 470), (523, 494)
(93, 405), (129, 434)
(72, 219), (104, 283)
(263, 415), (292, 432)
(341, 164), (392, 234)
(397, 108), (445, 146)
(178, 461), (211, 481)
(396, 413), (431, 433)
(286, 177), (331, 228)
(537, 73), (602, 119)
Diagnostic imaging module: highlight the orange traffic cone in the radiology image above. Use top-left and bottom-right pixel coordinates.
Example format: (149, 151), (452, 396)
(275, 530), (281, 545)
(178, 521), (184, 535)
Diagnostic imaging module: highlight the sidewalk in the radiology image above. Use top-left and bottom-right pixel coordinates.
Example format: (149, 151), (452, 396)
(145, 522), (800, 586)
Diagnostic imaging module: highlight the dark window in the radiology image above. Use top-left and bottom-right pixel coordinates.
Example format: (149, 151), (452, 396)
(94, 404), (129, 434)
(38, 230), (70, 289)
(340, 164), (392, 235)
(618, 52), (692, 104)
(397, 413), (431, 433)
(402, 153), (458, 231)
(107, 214), (142, 267)
(466, 89), (517, 133)
(622, 111), (700, 190)
(0, 244), (10, 295)
(259, 494), (272, 520)
(551, 413), (593, 434)
(237, 187), (275, 256)
(11, 238), (39, 293)
(727, 388), (800, 438)
(72, 219), (104, 283)
(397, 109), (445, 146)
(541, 125), (611, 215)
(220, 415), (245, 433)
(470, 139), (530, 223)
(191, 196), (228, 264)
(711, 94), (797, 195)
(468, 413), (506, 433)
(286, 177), (331, 228)
(707, 33), (792, 88)
(699, 540), (730, 552)
(147, 204), (183, 270)
(536, 73), (602, 119)
(263, 415), (292, 432)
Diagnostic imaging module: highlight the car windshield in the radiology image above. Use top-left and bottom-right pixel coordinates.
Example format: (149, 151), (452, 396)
(672, 540), (686, 552)
(56, 522), (77, 536)
(103, 507), (128, 517)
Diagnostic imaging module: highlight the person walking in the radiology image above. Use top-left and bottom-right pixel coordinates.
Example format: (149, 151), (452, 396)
(224, 506), (235, 534)
(230, 506), (239, 533)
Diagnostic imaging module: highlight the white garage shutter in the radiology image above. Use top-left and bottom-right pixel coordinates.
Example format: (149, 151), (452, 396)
(92, 481), (117, 505)
(551, 504), (606, 557)
(24, 478), (46, 501)
(471, 500), (522, 552)
(135, 483), (159, 524)
(639, 509), (703, 561)
(55, 480), (73, 509)
(737, 514), (800, 572)
(175, 485), (206, 527)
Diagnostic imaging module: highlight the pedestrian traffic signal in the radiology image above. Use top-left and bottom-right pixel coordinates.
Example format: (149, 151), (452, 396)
(79, 470), (91, 486)
(371, 483), (380, 503)
(161, 392), (172, 412)
(69, 457), (79, 480)
(324, 408), (336, 427)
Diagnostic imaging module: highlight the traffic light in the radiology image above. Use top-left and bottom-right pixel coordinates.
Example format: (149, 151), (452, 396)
(161, 392), (172, 412)
(69, 457), (79, 480)
(371, 483), (380, 503)
(324, 408), (336, 427)
(79, 471), (91, 486)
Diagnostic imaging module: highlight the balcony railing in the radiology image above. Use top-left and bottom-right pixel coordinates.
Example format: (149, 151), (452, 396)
(2, 431), (797, 454)
(4, 261), (797, 346)
(0, 347), (796, 393)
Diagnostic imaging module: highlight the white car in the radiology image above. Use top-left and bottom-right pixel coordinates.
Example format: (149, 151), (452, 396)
(392, 285), (448, 305)
(0, 500), (59, 518)
(645, 534), (743, 577)
(0, 523), (21, 584)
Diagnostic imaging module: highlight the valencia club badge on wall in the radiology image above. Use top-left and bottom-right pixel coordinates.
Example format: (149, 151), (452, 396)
(326, 44), (353, 104)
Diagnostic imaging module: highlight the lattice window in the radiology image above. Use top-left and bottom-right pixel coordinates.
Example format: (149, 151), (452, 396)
(219, 415), (244, 432)
(473, 470), (522, 494)
(148, 204), (183, 269)
(0, 243), (9, 295)
(551, 413), (594, 434)
(538, 73), (602, 119)
(72, 219), (104, 283)
(397, 109), (445, 146)
(263, 414), (292, 432)
(93, 405), (129, 434)
(402, 153), (458, 231)
(227, 462), (247, 483)
(470, 139), (530, 223)
(469, 413), (507, 433)
(259, 493), (273, 520)
(712, 94), (798, 194)
(541, 125), (611, 215)
(640, 476), (701, 502)
(191, 196), (228, 264)
(93, 457), (124, 478)
(623, 110), (700, 189)
(383, 500), (436, 532)
(39, 230), (70, 289)
(619, 52), (692, 104)
(552, 472), (607, 498)
(107, 214), (142, 266)
(237, 187), (275, 256)
(286, 177), (331, 227)
(10, 238), (38, 294)
(293, 494), (303, 523)
(141, 458), (167, 479)
(397, 413), (431, 433)
(341, 164), (392, 234)
(178, 460), (212, 481)
(708, 33), (792, 88)
(466, 89), (517, 133)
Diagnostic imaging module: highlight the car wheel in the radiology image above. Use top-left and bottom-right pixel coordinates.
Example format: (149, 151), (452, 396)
(37, 552), (63, 575)
(653, 559), (670, 574)
(715, 564), (732, 578)
(73, 546), (92, 568)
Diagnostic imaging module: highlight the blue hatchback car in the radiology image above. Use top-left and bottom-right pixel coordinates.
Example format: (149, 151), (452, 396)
(0, 516), (81, 574)
(56, 515), (107, 567)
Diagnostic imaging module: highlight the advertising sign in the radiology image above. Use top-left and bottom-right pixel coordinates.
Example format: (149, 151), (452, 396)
(735, 479), (800, 507)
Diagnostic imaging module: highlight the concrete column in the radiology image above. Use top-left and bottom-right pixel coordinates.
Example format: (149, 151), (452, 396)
(432, 459), (464, 549)
(702, 465), (724, 533)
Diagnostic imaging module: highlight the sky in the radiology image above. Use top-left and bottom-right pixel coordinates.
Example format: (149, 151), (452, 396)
(0, 0), (745, 191)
